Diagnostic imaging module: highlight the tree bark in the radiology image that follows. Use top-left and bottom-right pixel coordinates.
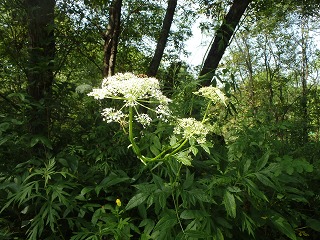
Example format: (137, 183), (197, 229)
(147, 0), (177, 77)
(24, 0), (55, 137)
(103, 0), (122, 77)
(199, 0), (252, 86)
(300, 13), (309, 144)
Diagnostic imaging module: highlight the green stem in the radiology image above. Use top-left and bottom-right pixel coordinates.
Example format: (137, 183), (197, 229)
(146, 138), (185, 162)
(202, 100), (212, 123)
(171, 163), (185, 234)
(166, 139), (188, 157)
(128, 106), (142, 159)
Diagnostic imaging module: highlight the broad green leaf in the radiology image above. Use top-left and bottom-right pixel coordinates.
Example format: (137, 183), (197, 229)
(190, 145), (198, 156)
(244, 178), (268, 202)
(213, 227), (224, 240)
(152, 135), (161, 150)
(150, 145), (160, 156)
(125, 193), (148, 210)
(254, 173), (277, 189)
(180, 210), (197, 219)
(243, 159), (251, 174)
(185, 230), (210, 238)
(223, 191), (236, 218)
(169, 135), (177, 146)
(271, 215), (297, 240)
(306, 218), (320, 232)
(200, 143), (211, 154)
(255, 151), (270, 172)
(153, 213), (177, 233)
(174, 151), (192, 166)
(183, 169), (194, 189)
(30, 136), (53, 149)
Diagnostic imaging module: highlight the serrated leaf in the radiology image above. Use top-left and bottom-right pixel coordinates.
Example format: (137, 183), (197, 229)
(243, 159), (251, 174)
(213, 227), (224, 240)
(150, 145), (160, 156)
(183, 169), (194, 189)
(170, 135), (177, 146)
(254, 173), (277, 189)
(244, 178), (268, 202)
(125, 193), (148, 211)
(256, 151), (270, 172)
(271, 215), (297, 240)
(153, 213), (177, 232)
(200, 143), (211, 154)
(152, 135), (161, 150)
(174, 151), (192, 166)
(190, 146), (198, 156)
(223, 191), (236, 218)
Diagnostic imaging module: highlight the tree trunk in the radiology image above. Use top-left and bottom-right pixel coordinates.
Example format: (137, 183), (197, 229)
(103, 0), (122, 77)
(199, 0), (252, 86)
(147, 0), (177, 77)
(300, 13), (309, 144)
(24, 0), (55, 137)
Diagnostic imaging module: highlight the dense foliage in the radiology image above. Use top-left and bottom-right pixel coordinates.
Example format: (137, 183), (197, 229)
(0, 0), (320, 239)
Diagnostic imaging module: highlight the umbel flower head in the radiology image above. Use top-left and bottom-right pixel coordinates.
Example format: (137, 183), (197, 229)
(173, 118), (211, 144)
(193, 86), (227, 106)
(88, 73), (172, 126)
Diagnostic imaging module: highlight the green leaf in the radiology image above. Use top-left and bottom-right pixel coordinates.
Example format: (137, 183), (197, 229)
(169, 135), (177, 146)
(125, 193), (148, 211)
(256, 151), (270, 172)
(254, 173), (277, 189)
(200, 143), (211, 154)
(216, 217), (232, 229)
(30, 135), (53, 149)
(213, 227), (224, 240)
(183, 169), (194, 189)
(180, 210), (197, 220)
(189, 145), (198, 156)
(150, 145), (160, 156)
(271, 215), (297, 240)
(152, 135), (161, 150)
(99, 172), (129, 188)
(243, 159), (251, 174)
(223, 191), (236, 218)
(185, 230), (210, 238)
(244, 178), (268, 202)
(306, 218), (320, 232)
(153, 212), (177, 232)
(174, 151), (192, 166)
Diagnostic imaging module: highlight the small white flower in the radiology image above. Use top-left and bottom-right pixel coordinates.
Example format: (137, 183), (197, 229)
(173, 118), (211, 144)
(156, 104), (172, 121)
(135, 114), (152, 127)
(88, 73), (173, 123)
(101, 107), (125, 123)
(194, 86), (227, 106)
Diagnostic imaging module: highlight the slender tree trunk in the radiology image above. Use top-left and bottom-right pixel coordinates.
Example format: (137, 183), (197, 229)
(24, 0), (55, 137)
(300, 13), (309, 144)
(147, 0), (177, 77)
(103, 0), (122, 77)
(199, 0), (252, 86)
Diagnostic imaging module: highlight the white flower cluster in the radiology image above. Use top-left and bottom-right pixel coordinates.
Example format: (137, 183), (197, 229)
(173, 118), (211, 144)
(101, 108), (126, 123)
(135, 113), (152, 127)
(88, 73), (172, 126)
(193, 86), (227, 106)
